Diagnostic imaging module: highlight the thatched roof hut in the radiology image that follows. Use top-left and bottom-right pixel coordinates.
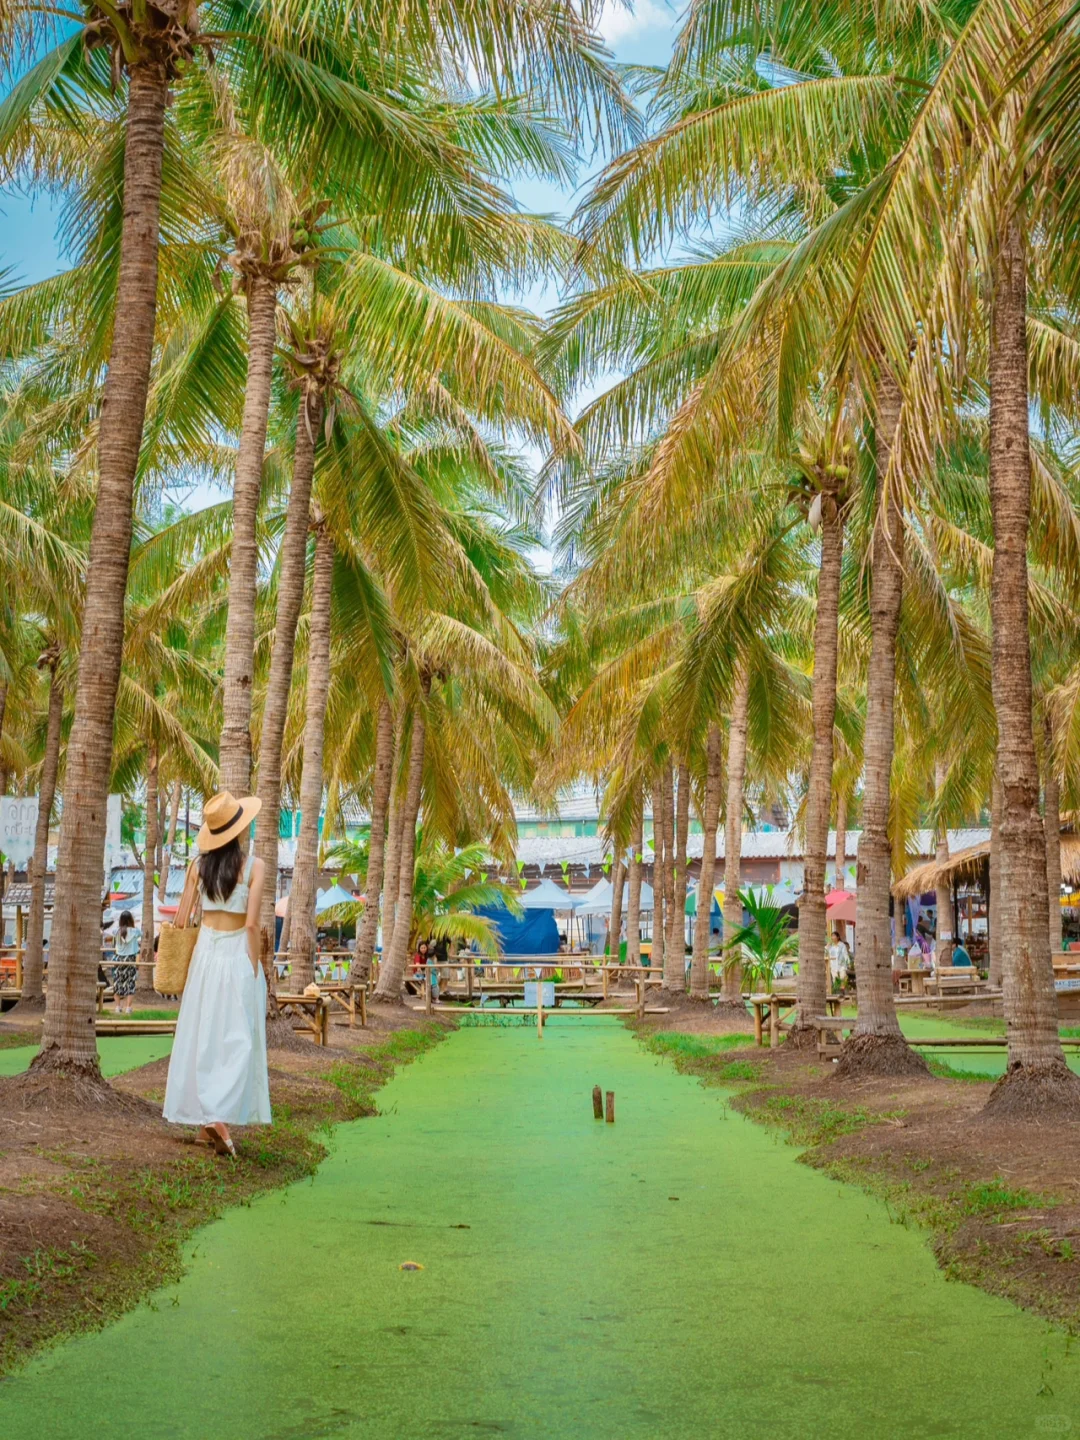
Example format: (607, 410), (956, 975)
(892, 832), (1080, 901)
(892, 844), (989, 902)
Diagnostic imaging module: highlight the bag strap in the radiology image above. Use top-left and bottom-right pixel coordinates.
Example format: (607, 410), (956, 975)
(174, 860), (200, 930)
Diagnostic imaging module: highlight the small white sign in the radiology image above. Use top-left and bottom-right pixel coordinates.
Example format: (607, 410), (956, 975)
(0, 796), (38, 867)
(103, 794), (123, 879)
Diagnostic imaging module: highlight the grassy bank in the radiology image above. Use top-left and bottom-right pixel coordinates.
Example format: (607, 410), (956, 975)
(0, 1023), (449, 1375)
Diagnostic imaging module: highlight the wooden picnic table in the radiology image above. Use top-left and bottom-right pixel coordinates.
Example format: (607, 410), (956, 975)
(748, 991), (842, 1048)
(275, 993), (331, 1045)
(894, 967), (930, 997)
(317, 981), (367, 1028)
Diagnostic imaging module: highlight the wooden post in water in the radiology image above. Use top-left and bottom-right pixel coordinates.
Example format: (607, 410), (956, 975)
(605, 1091), (615, 1124)
(592, 1085), (603, 1119)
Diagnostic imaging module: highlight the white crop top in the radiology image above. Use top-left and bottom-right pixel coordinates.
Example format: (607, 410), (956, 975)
(199, 853), (255, 914)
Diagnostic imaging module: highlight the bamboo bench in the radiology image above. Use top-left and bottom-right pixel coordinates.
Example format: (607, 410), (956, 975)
(275, 993), (330, 1046)
(95, 1018), (177, 1036)
(317, 982), (367, 1028)
(814, 1014), (857, 1060)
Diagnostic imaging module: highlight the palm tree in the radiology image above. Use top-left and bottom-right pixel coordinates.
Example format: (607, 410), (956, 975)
(719, 663), (752, 1011)
(839, 372), (929, 1075)
(689, 721), (722, 999)
(280, 515), (334, 989)
(18, 645), (65, 1010)
(723, 888), (799, 998)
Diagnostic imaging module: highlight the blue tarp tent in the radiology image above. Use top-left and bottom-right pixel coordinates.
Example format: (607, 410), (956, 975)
(476, 901), (560, 956)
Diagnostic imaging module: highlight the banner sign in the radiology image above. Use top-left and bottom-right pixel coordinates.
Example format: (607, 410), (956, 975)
(0, 796), (38, 868)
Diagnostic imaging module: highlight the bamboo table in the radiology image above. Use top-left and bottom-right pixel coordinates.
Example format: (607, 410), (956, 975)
(749, 992), (842, 1048)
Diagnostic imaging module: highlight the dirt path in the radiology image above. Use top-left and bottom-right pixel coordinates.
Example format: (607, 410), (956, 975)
(1, 1020), (1077, 1437)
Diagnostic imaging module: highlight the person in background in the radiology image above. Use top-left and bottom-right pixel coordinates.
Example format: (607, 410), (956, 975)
(112, 910), (141, 1014)
(828, 928), (852, 992)
(950, 938), (973, 967)
(412, 938), (437, 998)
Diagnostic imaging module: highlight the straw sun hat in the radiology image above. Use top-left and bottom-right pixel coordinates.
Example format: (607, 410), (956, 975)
(196, 791), (262, 852)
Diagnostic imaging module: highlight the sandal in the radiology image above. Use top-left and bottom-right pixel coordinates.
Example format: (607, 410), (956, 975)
(203, 1123), (237, 1159)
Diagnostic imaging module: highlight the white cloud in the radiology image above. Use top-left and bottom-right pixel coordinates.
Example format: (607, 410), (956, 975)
(596, 0), (671, 46)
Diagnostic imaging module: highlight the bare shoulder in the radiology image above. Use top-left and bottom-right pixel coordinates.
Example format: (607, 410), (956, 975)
(250, 856), (266, 880)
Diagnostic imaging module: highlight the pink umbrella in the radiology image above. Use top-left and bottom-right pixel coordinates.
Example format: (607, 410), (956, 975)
(827, 892), (858, 924)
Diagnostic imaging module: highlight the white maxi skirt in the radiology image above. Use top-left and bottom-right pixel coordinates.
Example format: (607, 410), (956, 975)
(163, 926), (272, 1127)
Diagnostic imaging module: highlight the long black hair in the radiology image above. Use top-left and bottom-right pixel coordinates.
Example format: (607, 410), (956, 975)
(199, 836), (244, 903)
(117, 909), (135, 941)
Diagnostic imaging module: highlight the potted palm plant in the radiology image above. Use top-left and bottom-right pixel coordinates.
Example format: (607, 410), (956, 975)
(722, 887), (800, 995)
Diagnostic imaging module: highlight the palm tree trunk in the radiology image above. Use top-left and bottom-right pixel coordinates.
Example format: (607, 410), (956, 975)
(690, 722), (723, 1000)
(33, 61), (169, 1083)
(284, 519), (335, 992)
(157, 779), (182, 903)
(983, 217), (1075, 1115)
(663, 759), (689, 991)
(19, 666), (63, 1008)
(794, 482), (845, 1039)
(989, 769), (1003, 987)
(838, 370), (925, 1073)
(1045, 717), (1062, 956)
(380, 731), (405, 963)
(374, 695), (427, 1001)
(0, 679), (8, 919)
(720, 665), (751, 1008)
(351, 694), (393, 982)
(834, 787), (848, 890)
(651, 768), (667, 975)
(219, 275), (279, 797)
(135, 742), (159, 1002)
(625, 796), (643, 967)
(608, 851), (624, 959)
(934, 758), (953, 963)
(255, 390), (324, 958)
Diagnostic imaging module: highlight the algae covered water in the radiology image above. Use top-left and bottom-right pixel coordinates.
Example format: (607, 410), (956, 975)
(0, 1034), (173, 1078)
(1, 1022), (1077, 1438)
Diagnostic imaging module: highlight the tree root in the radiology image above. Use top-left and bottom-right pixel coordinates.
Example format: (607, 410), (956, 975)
(265, 1015), (319, 1054)
(711, 999), (747, 1017)
(8, 995), (46, 1017)
(784, 1023), (819, 1051)
(979, 1058), (1080, 1121)
(833, 1031), (930, 1079)
(4, 1051), (152, 1115)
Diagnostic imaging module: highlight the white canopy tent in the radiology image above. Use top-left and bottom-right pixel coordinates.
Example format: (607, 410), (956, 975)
(515, 876), (578, 910)
(575, 879), (655, 917)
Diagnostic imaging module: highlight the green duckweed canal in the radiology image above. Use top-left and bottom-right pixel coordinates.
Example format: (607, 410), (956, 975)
(2, 1021), (1079, 1438)
(0, 1034), (174, 1078)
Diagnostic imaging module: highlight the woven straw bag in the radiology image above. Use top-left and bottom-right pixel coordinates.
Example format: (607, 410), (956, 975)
(154, 862), (199, 995)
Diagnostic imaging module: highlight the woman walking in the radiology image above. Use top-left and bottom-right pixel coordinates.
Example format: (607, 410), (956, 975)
(163, 792), (272, 1156)
(111, 910), (141, 1015)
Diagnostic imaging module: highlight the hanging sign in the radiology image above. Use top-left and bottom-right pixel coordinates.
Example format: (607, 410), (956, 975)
(0, 796), (38, 868)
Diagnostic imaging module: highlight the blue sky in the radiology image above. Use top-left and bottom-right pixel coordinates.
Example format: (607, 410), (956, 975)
(0, 2), (681, 530)
(1, 2), (679, 285)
